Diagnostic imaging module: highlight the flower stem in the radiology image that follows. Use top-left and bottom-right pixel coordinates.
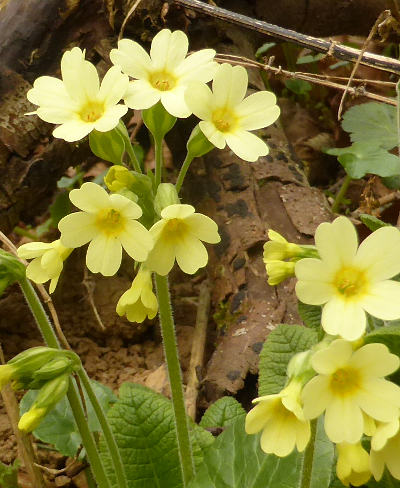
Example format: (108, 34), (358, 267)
(78, 369), (128, 488)
(155, 136), (163, 187)
(300, 419), (317, 488)
(126, 142), (142, 173)
(175, 153), (194, 194)
(18, 277), (112, 488)
(331, 175), (352, 213)
(155, 274), (195, 486)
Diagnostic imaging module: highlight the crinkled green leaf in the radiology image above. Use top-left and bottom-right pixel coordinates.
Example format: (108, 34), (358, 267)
(360, 214), (390, 231)
(100, 383), (213, 488)
(258, 325), (319, 396)
(20, 379), (116, 457)
(200, 397), (245, 429)
(364, 323), (400, 358)
(326, 143), (400, 179)
(341, 102), (398, 150)
(309, 419), (334, 488)
(298, 302), (322, 330)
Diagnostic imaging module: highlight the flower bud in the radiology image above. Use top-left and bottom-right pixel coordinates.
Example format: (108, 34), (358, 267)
(0, 250), (26, 296)
(186, 124), (215, 158)
(265, 260), (296, 285)
(142, 101), (176, 141)
(154, 183), (180, 216)
(263, 230), (302, 262)
(104, 166), (136, 193)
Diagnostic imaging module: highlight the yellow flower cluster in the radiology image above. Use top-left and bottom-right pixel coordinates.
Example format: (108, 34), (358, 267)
(246, 338), (400, 486)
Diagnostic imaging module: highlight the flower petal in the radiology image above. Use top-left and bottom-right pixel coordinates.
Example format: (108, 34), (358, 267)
(160, 87), (191, 118)
(325, 398), (363, 443)
(69, 182), (110, 213)
(109, 193), (142, 219)
(350, 342), (400, 377)
(17, 242), (54, 259)
(110, 38), (152, 79)
(175, 49), (217, 83)
(26, 259), (51, 284)
(225, 130), (269, 162)
(150, 29), (188, 71)
(321, 298), (366, 340)
(184, 82), (213, 121)
(40, 249), (62, 277)
(161, 204), (195, 220)
(52, 120), (94, 142)
(27, 76), (73, 108)
(58, 212), (97, 247)
(212, 64), (247, 108)
(236, 91), (280, 130)
(185, 213), (220, 243)
(61, 48), (99, 103)
(98, 66), (129, 107)
(311, 339), (353, 374)
(354, 226), (400, 282)
(301, 375), (332, 419)
(245, 399), (274, 434)
(175, 235), (208, 274)
(86, 235), (122, 276)
(358, 379), (400, 422)
(145, 238), (176, 276)
(199, 121), (226, 149)
(36, 106), (76, 124)
(119, 221), (153, 262)
(123, 80), (160, 110)
(93, 105), (128, 132)
(361, 280), (400, 321)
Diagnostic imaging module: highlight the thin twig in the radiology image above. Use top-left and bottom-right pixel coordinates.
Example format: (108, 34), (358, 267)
(186, 280), (210, 420)
(173, 0), (400, 75)
(338, 10), (390, 120)
(82, 267), (106, 331)
(119, 0), (143, 41)
(216, 53), (397, 106)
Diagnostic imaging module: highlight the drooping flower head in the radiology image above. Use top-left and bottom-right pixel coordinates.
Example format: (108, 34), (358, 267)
(27, 47), (129, 141)
(336, 442), (371, 487)
(58, 182), (153, 276)
(245, 380), (310, 457)
(116, 266), (158, 323)
(145, 204), (220, 276)
(185, 63), (280, 162)
(110, 29), (217, 118)
(17, 240), (72, 293)
(295, 216), (400, 340)
(302, 340), (400, 444)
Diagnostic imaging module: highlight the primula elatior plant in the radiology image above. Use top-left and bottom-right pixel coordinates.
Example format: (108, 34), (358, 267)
(4, 26), (400, 488)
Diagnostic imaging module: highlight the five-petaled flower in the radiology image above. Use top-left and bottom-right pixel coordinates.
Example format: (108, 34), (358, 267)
(27, 47), (129, 141)
(295, 216), (400, 341)
(145, 204), (220, 276)
(245, 380), (310, 457)
(58, 182), (153, 276)
(110, 29), (217, 118)
(116, 266), (158, 323)
(185, 63), (280, 162)
(17, 240), (72, 293)
(302, 339), (400, 444)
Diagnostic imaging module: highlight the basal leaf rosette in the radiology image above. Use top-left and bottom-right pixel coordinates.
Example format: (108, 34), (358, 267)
(58, 182), (153, 276)
(110, 29), (217, 118)
(17, 240), (72, 293)
(245, 380), (310, 457)
(336, 442), (371, 487)
(145, 204), (220, 276)
(27, 47), (129, 141)
(116, 266), (158, 323)
(301, 340), (400, 444)
(185, 63), (280, 162)
(295, 216), (400, 340)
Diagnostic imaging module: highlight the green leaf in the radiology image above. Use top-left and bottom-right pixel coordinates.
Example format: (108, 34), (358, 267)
(20, 379), (116, 457)
(360, 214), (390, 231)
(200, 397), (245, 429)
(0, 460), (19, 488)
(285, 79), (312, 95)
(255, 42), (276, 57)
(298, 302), (322, 330)
(326, 143), (400, 179)
(329, 60), (350, 70)
(100, 383), (213, 488)
(308, 419), (335, 488)
(296, 54), (325, 65)
(258, 325), (319, 396)
(57, 171), (84, 189)
(142, 101), (176, 141)
(364, 323), (400, 358)
(188, 416), (304, 488)
(49, 190), (71, 227)
(341, 102), (398, 150)
(89, 127), (126, 165)
(367, 471), (400, 487)
(382, 175), (400, 189)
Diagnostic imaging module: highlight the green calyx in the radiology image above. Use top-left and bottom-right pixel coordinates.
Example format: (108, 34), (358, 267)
(154, 183), (180, 216)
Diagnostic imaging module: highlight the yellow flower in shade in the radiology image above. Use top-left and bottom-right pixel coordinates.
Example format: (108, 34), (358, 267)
(245, 380), (310, 457)
(58, 182), (153, 276)
(116, 266), (158, 323)
(110, 29), (216, 118)
(301, 339), (400, 444)
(18, 407), (47, 433)
(336, 442), (371, 487)
(370, 428), (400, 481)
(145, 204), (220, 276)
(185, 63), (280, 162)
(263, 230), (303, 261)
(17, 240), (72, 293)
(265, 260), (295, 286)
(0, 364), (15, 390)
(26, 47), (129, 142)
(367, 416), (400, 451)
(295, 216), (400, 341)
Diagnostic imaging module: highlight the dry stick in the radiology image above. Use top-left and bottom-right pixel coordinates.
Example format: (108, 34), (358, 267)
(215, 53), (397, 106)
(173, 0), (400, 75)
(337, 10), (390, 120)
(186, 280), (210, 420)
(0, 346), (47, 488)
(119, 0), (143, 41)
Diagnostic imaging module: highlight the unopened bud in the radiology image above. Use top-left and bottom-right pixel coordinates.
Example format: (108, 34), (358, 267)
(154, 183), (180, 216)
(186, 125), (215, 158)
(266, 260), (296, 285)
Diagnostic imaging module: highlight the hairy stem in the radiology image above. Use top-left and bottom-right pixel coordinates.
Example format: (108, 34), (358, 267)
(155, 274), (195, 486)
(300, 419), (317, 488)
(155, 136), (163, 187)
(175, 153), (194, 194)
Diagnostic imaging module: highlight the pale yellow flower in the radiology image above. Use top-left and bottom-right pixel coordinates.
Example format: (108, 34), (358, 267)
(110, 29), (216, 118)
(58, 182), (153, 276)
(336, 442), (371, 487)
(116, 266), (158, 323)
(365, 415), (400, 451)
(27, 47), (129, 141)
(245, 380), (310, 457)
(295, 216), (400, 340)
(18, 407), (47, 433)
(185, 63), (280, 162)
(302, 340), (400, 444)
(370, 427), (400, 481)
(17, 240), (72, 293)
(265, 260), (295, 286)
(263, 230), (303, 261)
(145, 204), (220, 276)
